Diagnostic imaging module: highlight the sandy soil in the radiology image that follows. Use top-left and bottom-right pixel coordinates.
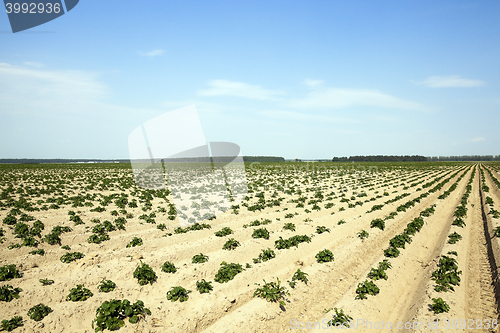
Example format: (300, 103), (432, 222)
(0, 163), (499, 333)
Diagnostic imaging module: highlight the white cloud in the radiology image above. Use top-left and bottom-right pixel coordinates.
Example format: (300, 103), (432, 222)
(158, 100), (229, 116)
(259, 110), (357, 124)
(0, 62), (109, 115)
(139, 49), (165, 57)
(417, 75), (485, 88)
(198, 79), (284, 100)
(24, 61), (44, 68)
(197, 79), (428, 112)
(304, 79), (324, 88)
(288, 87), (426, 111)
(371, 115), (398, 122)
(452, 137), (487, 146)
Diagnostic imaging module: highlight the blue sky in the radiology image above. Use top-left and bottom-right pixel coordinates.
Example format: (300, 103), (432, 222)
(1, 0), (499, 159)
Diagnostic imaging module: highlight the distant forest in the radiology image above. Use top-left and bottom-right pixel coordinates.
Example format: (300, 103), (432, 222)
(243, 156), (285, 163)
(332, 155), (500, 162)
(332, 155), (427, 162)
(1, 155), (499, 164)
(427, 155), (500, 162)
(0, 156), (286, 164)
(0, 159), (128, 164)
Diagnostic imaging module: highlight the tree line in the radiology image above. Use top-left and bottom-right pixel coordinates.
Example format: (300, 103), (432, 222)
(0, 156), (286, 164)
(427, 155), (500, 162)
(331, 155), (427, 162)
(331, 155), (500, 162)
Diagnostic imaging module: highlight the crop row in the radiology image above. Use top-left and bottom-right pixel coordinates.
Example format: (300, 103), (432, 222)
(427, 166), (475, 314)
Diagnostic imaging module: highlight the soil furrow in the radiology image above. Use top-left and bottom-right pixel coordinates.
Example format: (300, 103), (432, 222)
(199, 167), (471, 332)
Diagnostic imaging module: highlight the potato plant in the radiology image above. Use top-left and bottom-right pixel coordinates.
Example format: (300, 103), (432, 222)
(389, 234), (412, 249)
(214, 227), (233, 237)
(274, 235), (311, 250)
(367, 266), (388, 281)
(92, 299), (151, 332)
(114, 217), (127, 230)
(447, 232), (462, 244)
(384, 246), (400, 258)
(192, 253), (209, 264)
(253, 248), (276, 263)
(316, 226), (330, 234)
(133, 261), (157, 285)
(166, 286), (191, 302)
(315, 249), (334, 263)
(370, 218), (385, 230)
(253, 278), (290, 307)
(327, 308), (353, 328)
(126, 237), (143, 248)
(252, 228), (270, 240)
(288, 269), (308, 288)
(378, 259), (392, 271)
(431, 256), (461, 292)
(196, 279), (213, 294)
(222, 238), (240, 250)
(214, 262), (243, 283)
(2, 215), (17, 226)
(494, 226), (500, 238)
(88, 233), (110, 244)
(60, 252), (85, 263)
(490, 209), (500, 219)
(355, 280), (380, 299)
(161, 261), (177, 273)
(404, 217), (424, 235)
(0, 264), (21, 281)
(21, 236), (38, 247)
(39, 278), (54, 286)
(27, 303), (52, 321)
(357, 230), (369, 239)
(156, 223), (167, 231)
(419, 205), (435, 217)
(174, 222), (211, 234)
(44, 225), (72, 246)
(452, 217), (466, 228)
(66, 284), (93, 301)
(385, 212), (398, 220)
(1, 316), (23, 332)
(0, 285), (22, 302)
(70, 214), (84, 225)
(431, 297), (450, 314)
(97, 280), (116, 293)
(243, 218), (271, 228)
(367, 204), (383, 213)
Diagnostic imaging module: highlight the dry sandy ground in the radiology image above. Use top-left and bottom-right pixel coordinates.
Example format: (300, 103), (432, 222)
(1, 164), (499, 333)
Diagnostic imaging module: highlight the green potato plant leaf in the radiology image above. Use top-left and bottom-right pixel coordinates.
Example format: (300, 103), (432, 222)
(166, 286), (191, 302)
(133, 261), (157, 285)
(27, 303), (52, 321)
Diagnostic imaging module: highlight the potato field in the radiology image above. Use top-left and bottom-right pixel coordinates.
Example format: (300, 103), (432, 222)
(1, 162), (500, 332)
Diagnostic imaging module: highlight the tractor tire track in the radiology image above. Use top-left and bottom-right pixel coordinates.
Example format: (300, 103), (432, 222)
(467, 165), (500, 331)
